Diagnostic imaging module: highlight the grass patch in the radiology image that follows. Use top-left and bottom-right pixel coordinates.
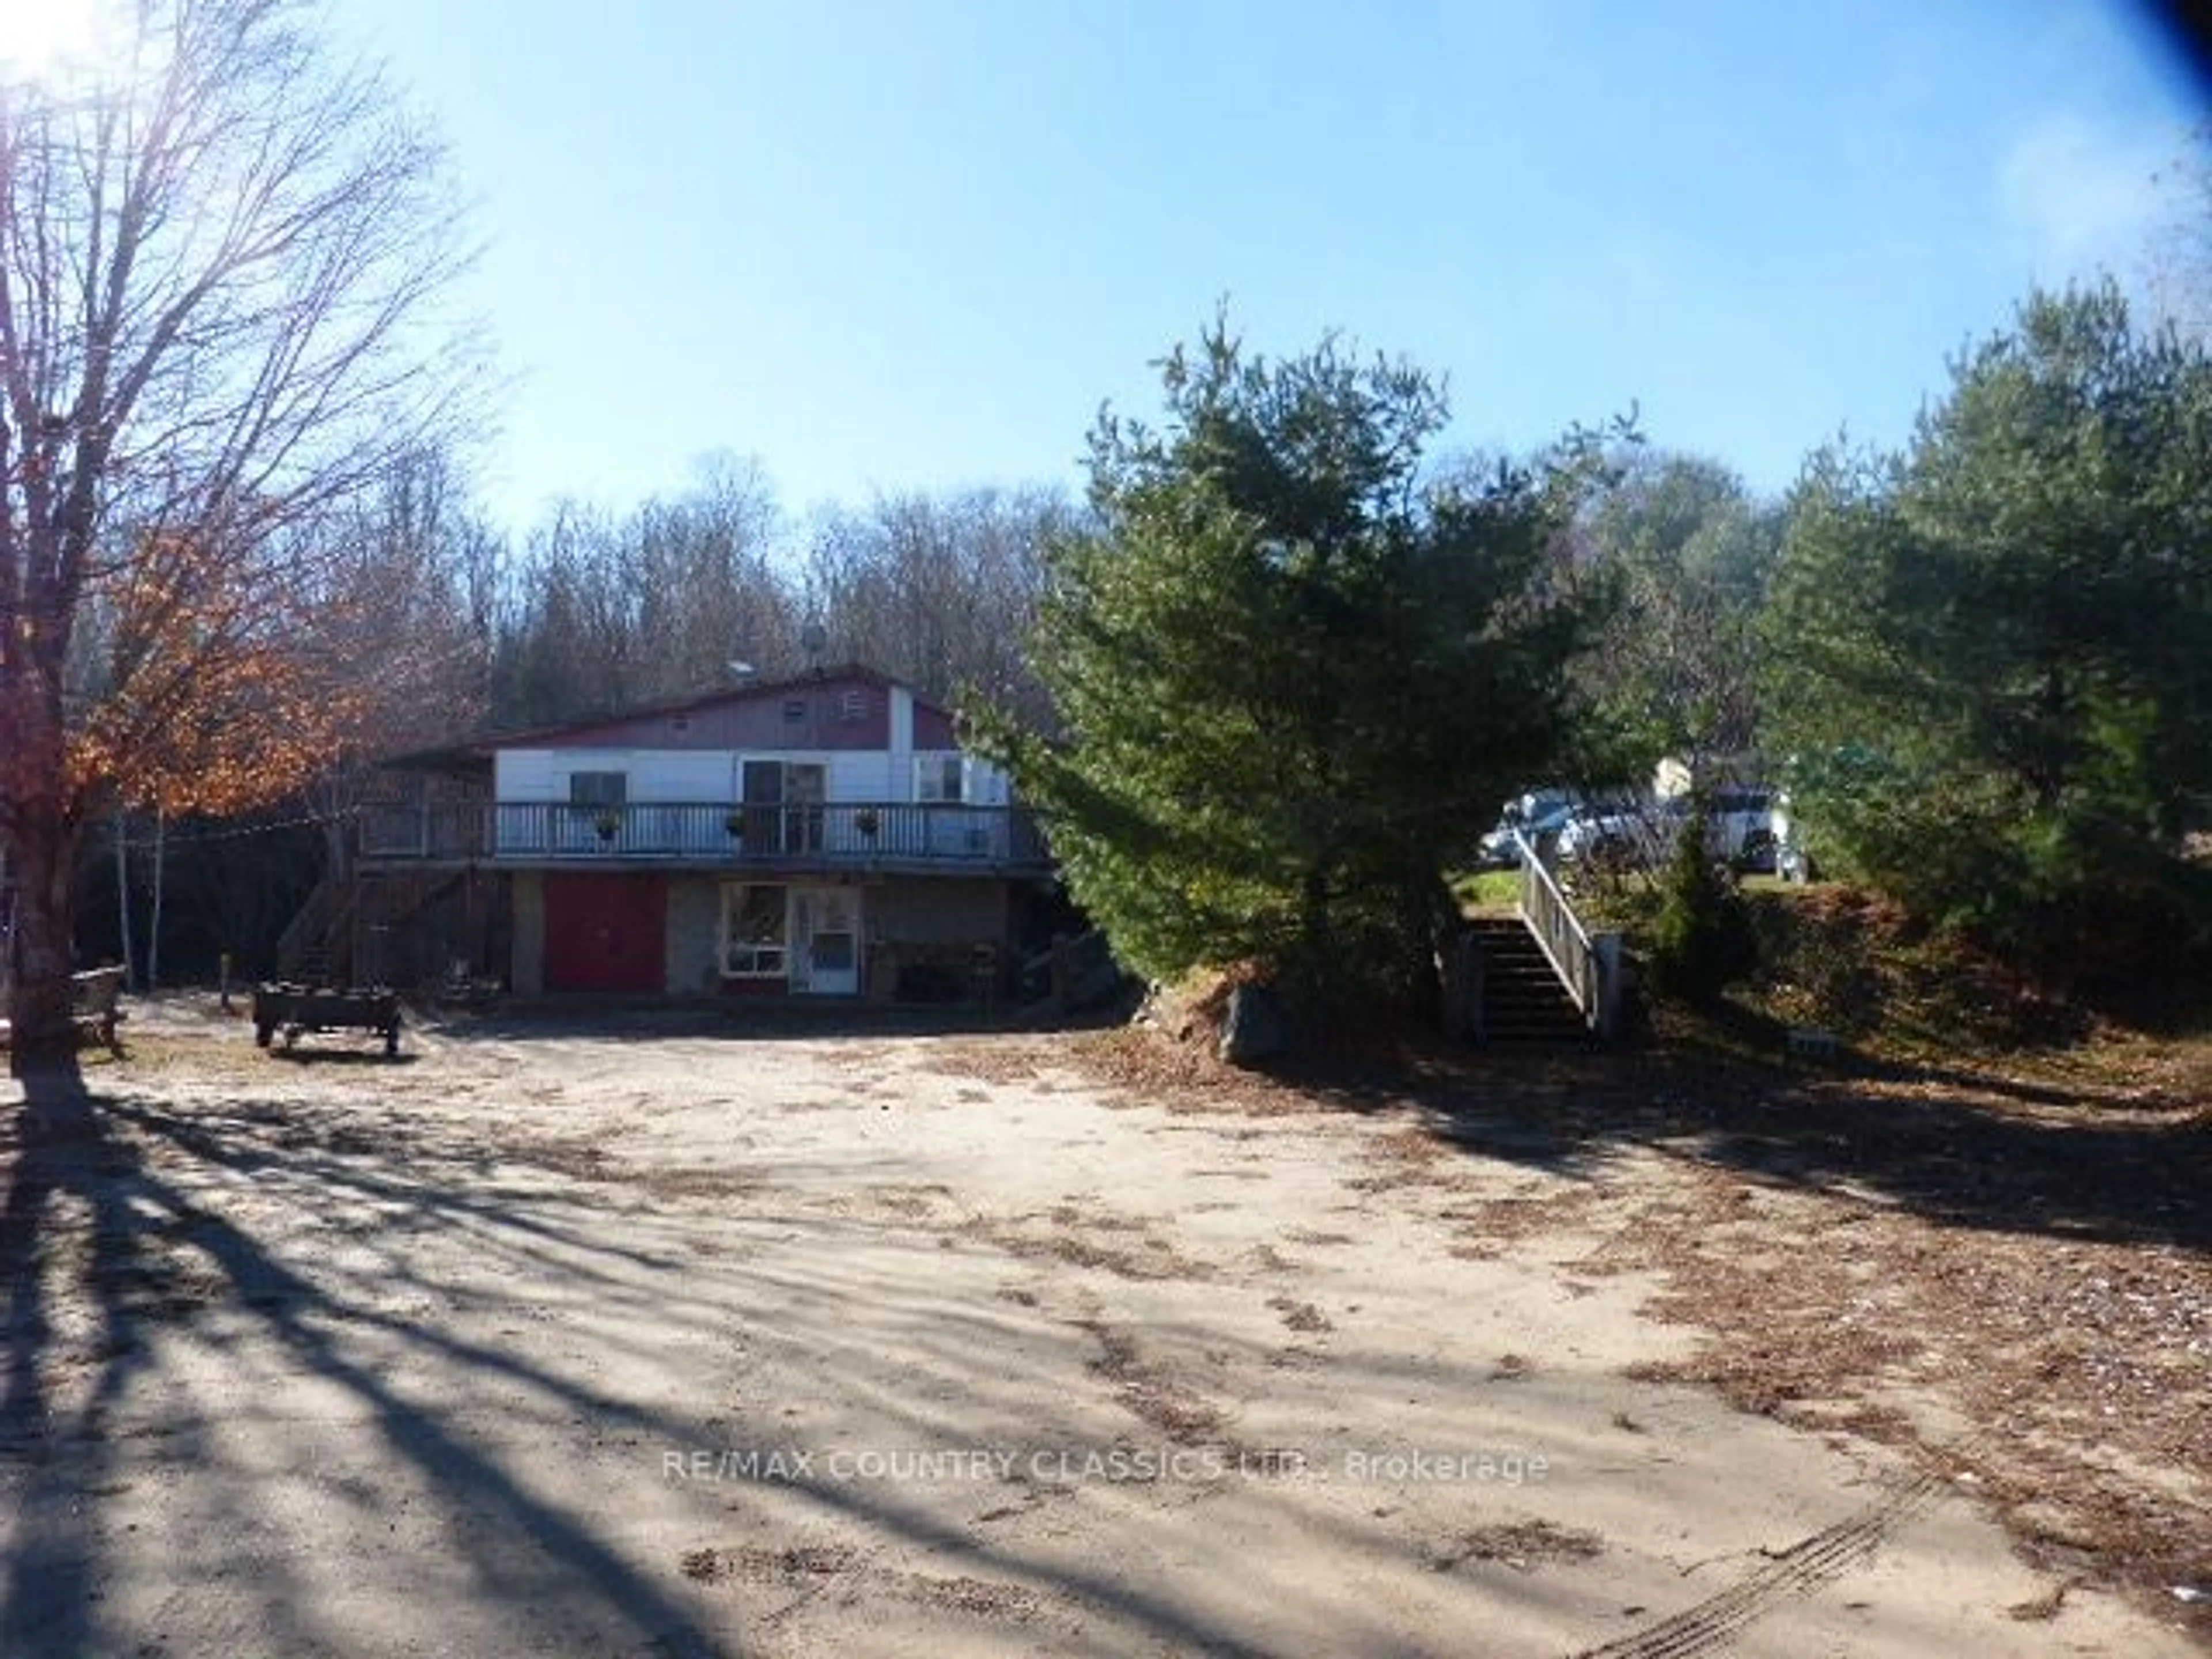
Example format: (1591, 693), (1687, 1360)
(1450, 868), (1521, 913)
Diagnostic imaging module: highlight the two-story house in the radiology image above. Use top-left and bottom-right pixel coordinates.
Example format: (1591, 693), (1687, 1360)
(305, 666), (1056, 1002)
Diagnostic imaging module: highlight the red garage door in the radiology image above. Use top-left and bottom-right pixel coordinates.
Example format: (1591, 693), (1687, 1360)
(545, 873), (666, 993)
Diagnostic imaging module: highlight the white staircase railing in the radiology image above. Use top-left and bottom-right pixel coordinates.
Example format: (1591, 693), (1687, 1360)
(1510, 828), (1624, 1041)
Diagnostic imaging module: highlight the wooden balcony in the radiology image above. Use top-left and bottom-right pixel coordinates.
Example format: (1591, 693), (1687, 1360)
(353, 800), (1053, 876)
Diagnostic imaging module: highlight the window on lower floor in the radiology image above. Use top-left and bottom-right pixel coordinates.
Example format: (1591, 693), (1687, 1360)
(719, 882), (787, 978)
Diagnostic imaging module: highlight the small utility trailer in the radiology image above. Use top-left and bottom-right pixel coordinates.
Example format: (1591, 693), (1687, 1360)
(252, 983), (403, 1057)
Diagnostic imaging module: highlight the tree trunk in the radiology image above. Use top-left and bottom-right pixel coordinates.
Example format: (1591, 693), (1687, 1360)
(1421, 875), (1467, 1036)
(116, 810), (136, 989)
(3, 636), (86, 1076)
(6, 812), (84, 1076)
(1290, 862), (1335, 1017)
(149, 808), (166, 991)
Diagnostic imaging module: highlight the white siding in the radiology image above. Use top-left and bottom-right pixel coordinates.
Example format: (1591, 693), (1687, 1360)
(889, 685), (915, 802)
(635, 752), (730, 802)
(495, 751), (559, 802)
(490, 738), (1005, 859)
(500, 749), (736, 802)
(827, 752), (896, 801)
(499, 745), (983, 806)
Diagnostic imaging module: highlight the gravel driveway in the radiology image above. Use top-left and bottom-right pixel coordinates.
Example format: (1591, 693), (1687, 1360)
(2, 999), (2202, 1656)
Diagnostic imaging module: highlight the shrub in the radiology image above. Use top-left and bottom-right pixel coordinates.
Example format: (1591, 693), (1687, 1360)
(1648, 805), (1758, 1006)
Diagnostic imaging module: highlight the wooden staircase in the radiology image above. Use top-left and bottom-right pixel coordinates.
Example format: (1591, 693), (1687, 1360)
(275, 868), (478, 988)
(1468, 915), (1592, 1046)
(275, 879), (353, 984)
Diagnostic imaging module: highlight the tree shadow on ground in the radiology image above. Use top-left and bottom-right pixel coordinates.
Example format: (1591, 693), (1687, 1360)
(1, 1054), (1477, 1657)
(0, 1059), (733, 1656)
(1268, 1028), (2210, 1256)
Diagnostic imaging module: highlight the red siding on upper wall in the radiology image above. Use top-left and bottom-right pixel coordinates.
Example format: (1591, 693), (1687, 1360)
(528, 671), (922, 753)
(912, 703), (956, 748)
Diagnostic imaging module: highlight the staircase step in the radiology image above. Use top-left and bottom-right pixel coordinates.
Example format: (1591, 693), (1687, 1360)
(1469, 916), (1588, 1047)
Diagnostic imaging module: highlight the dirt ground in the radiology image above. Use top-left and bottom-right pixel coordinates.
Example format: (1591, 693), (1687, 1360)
(2, 994), (2206, 1657)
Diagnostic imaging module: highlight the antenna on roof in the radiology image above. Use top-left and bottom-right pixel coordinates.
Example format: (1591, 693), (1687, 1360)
(800, 619), (828, 675)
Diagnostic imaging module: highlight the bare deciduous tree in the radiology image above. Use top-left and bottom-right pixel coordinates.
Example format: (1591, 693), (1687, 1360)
(310, 442), (502, 756)
(299, 440), (503, 888)
(490, 459), (799, 726)
(1575, 449), (1780, 775)
(1, 0), (478, 1074)
(803, 486), (1071, 726)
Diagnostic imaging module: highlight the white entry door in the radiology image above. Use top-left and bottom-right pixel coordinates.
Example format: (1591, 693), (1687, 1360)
(788, 885), (861, 996)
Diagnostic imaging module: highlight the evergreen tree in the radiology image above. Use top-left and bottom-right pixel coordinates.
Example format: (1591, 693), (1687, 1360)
(1763, 283), (2212, 975)
(976, 317), (1615, 1018)
(1648, 800), (1757, 1006)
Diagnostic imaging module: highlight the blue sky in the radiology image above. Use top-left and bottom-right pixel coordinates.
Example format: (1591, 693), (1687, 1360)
(327, 1), (2207, 534)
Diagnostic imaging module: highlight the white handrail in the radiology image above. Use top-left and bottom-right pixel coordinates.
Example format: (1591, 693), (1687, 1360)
(1513, 827), (1592, 953)
(1510, 826), (1604, 1029)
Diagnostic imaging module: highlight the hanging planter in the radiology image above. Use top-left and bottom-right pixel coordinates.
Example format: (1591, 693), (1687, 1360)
(855, 808), (880, 840)
(723, 810), (746, 839)
(593, 813), (620, 842)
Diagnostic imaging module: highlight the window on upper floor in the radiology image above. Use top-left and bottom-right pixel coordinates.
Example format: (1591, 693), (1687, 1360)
(567, 770), (627, 808)
(915, 755), (963, 804)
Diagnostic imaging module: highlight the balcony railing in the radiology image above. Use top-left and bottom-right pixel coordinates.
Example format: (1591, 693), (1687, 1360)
(355, 800), (1051, 872)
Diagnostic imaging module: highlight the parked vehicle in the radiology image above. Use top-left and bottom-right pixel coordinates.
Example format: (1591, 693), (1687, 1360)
(1554, 799), (1679, 870)
(1556, 786), (1777, 873)
(1475, 788), (1580, 868)
(1710, 786), (1779, 872)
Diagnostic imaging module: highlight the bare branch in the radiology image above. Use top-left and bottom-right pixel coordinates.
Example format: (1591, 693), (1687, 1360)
(2, 0), (482, 1066)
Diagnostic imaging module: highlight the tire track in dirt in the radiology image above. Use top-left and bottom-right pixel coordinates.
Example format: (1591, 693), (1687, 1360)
(1572, 1465), (1946, 1658)
(680, 1543), (1053, 1644)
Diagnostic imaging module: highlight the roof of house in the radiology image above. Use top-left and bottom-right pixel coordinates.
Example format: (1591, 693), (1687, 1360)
(378, 665), (960, 775)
